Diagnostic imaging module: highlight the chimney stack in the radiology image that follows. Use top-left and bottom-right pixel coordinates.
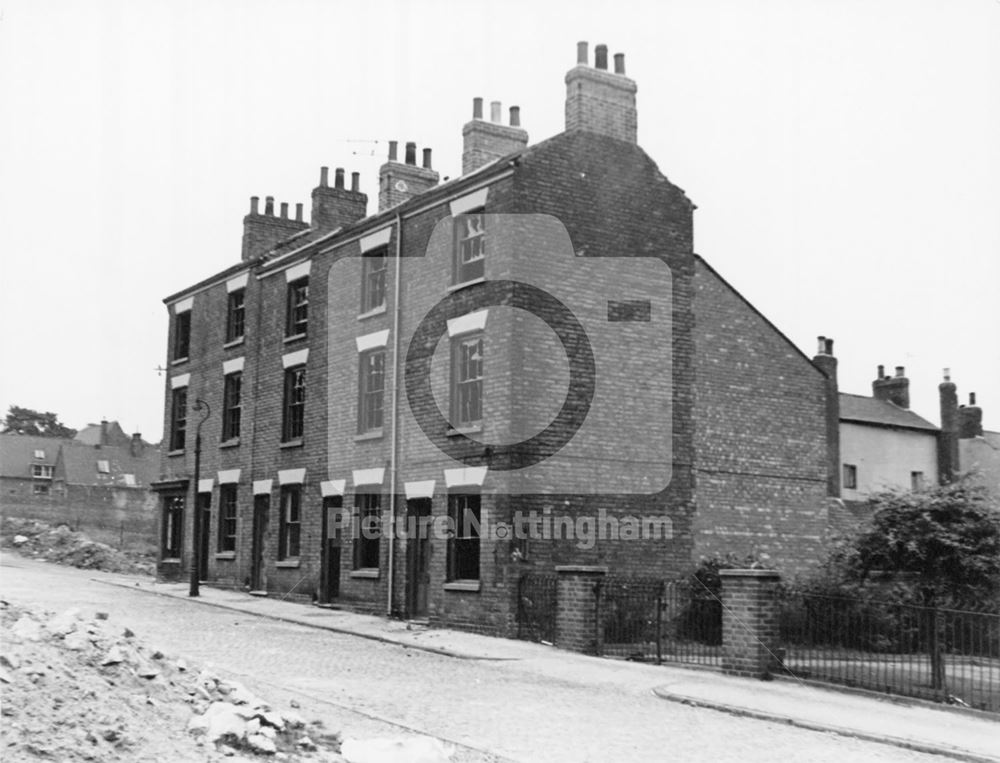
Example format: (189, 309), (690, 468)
(378, 141), (440, 211)
(939, 369), (959, 483)
(812, 336), (840, 496)
(100, 419), (108, 448)
(130, 432), (144, 458)
(312, 165), (368, 232)
(565, 41), (637, 143)
(462, 96), (529, 175)
(241, 190), (308, 260)
(872, 364), (910, 409)
(959, 392), (984, 439)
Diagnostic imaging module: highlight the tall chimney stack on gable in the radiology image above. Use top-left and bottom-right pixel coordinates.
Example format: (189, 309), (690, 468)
(872, 364), (910, 409)
(378, 141), (439, 212)
(462, 97), (529, 175)
(312, 165), (368, 232)
(565, 40), (638, 143)
(812, 336), (841, 496)
(939, 369), (959, 483)
(958, 392), (984, 439)
(241, 194), (309, 261)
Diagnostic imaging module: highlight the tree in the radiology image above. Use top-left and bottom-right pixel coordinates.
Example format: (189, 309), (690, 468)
(2, 405), (77, 438)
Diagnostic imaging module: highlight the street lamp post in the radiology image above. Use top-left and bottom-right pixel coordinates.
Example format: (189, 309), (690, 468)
(189, 399), (211, 597)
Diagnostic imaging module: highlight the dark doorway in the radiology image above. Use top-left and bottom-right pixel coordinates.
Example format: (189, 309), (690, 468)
(406, 498), (432, 618)
(320, 496), (342, 603)
(197, 492), (211, 581)
(250, 494), (269, 591)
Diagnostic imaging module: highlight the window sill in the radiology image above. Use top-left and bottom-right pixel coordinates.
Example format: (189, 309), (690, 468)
(276, 559), (300, 568)
(160, 558), (181, 565)
(349, 569), (380, 579)
(170, 357), (189, 366)
(280, 439), (304, 449)
(215, 552), (236, 560)
(223, 337), (245, 349)
(284, 332), (308, 344)
(443, 580), (481, 592)
(357, 304), (387, 321)
(219, 438), (240, 449)
(447, 277), (485, 293)
(354, 430), (384, 442)
(447, 425), (483, 437)
(168, 449), (185, 457)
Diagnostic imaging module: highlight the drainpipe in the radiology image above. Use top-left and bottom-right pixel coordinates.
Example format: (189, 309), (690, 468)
(387, 211), (403, 616)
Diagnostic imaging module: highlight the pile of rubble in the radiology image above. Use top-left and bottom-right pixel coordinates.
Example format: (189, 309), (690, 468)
(1, 517), (154, 575)
(0, 600), (344, 761)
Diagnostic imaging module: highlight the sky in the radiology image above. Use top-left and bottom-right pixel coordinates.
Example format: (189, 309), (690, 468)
(0, 0), (997, 441)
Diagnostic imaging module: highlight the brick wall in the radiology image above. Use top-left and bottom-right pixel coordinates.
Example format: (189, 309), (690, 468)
(692, 258), (829, 574)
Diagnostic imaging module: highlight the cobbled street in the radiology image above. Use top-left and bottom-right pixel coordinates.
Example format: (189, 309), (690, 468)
(0, 556), (956, 763)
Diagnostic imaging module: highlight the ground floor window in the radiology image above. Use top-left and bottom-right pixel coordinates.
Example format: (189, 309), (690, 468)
(162, 494), (184, 558)
(353, 492), (381, 569)
(447, 492), (481, 581)
(279, 486), (301, 559)
(218, 485), (238, 552)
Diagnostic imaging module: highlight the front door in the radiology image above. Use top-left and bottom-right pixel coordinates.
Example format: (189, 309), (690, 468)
(407, 498), (432, 618)
(197, 492), (211, 581)
(250, 494), (269, 591)
(320, 496), (342, 603)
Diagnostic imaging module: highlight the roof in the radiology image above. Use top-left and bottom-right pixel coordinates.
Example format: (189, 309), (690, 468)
(74, 421), (145, 448)
(839, 393), (939, 432)
(0, 434), (66, 479)
(56, 441), (160, 488)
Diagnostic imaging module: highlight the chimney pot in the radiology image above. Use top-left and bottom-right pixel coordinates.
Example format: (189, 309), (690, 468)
(295, 202), (303, 222)
(509, 106), (521, 127)
(250, 196), (259, 215)
(265, 196), (275, 216)
(405, 142), (417, 165)
(490, 101), (501, 123)
(825, 338), (834, 355)
(614, 52), (626, 74)
(970, 392), (977, 405)
(320, 166), (329, 187)
(577, 41), (589, 65)
(422, 148), (432, 169)
(595, 44), (608, 70)
(388, 141), (398, 161)
(351, 172), (360, 192)
(280, 202), (289, 218)
(473, 97), (483, 119)
(943, 367), (951, 381)
(895, 366), (905, 378)
(817, 336), (826, 354)
(335, 168), (345, 189)
(877, 364), (885, 378)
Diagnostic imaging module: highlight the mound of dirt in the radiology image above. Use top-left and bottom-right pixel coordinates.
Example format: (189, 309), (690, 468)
(1, 517), (154, 576)
(0, 601), (345, 761)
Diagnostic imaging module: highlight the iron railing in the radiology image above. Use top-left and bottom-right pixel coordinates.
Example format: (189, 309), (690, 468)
(779, 592), (1000, 712)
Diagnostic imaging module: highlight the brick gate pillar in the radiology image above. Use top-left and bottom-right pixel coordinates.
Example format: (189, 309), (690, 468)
(555, 565), (607, 654)
(719, 569), (782, 678)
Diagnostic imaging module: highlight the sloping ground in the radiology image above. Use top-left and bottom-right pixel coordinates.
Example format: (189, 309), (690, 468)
(0, 601), (346, 761)
(1, 517), (154, 575)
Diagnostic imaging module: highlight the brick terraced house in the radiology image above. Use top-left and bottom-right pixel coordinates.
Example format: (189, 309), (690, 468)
(153, 43), (836, 635)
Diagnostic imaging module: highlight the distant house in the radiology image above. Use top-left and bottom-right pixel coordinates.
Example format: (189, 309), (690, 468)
(941, 381), (1000, 495)
(0, 421), (160, 529)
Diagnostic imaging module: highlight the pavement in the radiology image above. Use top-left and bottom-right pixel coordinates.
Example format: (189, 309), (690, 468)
(100, 574), (1000, 763)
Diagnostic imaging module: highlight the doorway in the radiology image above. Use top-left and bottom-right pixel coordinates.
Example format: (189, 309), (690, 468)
(319, 496), (342, 603)
(406, 498), (432, 618)
(250, 494), (269, 591)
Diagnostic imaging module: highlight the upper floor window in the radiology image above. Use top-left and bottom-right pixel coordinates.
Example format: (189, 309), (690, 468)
(447, 492), (481, 581)
(282, 366), (306, 442)
(226, 289), (246, 343)
(358, 349), (385, 434)
(173, 310), (191, 361)
(361, 249), (387, 314)
(96, 460), (110, 474)
(31, 464), (53, 479)
(170, 387), (188, 452)
(222, 372), (242, 441)
(286, 277), (309, 338)
(452, 334), (483, 428)
(454, 211), (485, 284)
(843, 463), (858, 490)
(33, 449), (45, 459)
(218, 485), (238, 553)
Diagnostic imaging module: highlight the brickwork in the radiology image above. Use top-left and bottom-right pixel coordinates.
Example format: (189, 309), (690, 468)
(555, 565), (605, 653)
(720, 569), (782, 678)
(241, 198), (309, 261)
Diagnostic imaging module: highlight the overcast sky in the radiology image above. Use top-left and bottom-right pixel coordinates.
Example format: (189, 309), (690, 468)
(1, 0), (997, 441)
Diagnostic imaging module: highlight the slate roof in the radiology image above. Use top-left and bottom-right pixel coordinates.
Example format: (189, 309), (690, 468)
(839, 393), (939, 432)
(0, 434), (64, 479)
(56, 441), (160, 488)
